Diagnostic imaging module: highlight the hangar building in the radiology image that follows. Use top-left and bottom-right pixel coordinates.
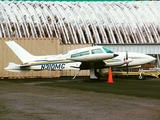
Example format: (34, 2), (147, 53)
(0, 1), (160, 78)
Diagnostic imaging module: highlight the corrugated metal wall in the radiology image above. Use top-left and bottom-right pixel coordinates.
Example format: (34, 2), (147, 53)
(1, 38), (61, 78)
(0, 38), (90, 78)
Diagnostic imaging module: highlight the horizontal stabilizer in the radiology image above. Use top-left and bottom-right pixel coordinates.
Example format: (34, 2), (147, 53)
(5, 62), (30, 73)
(5, 69), (30, 73)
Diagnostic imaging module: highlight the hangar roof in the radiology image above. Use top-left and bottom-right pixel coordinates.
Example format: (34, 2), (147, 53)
(0, 1), (160, 44)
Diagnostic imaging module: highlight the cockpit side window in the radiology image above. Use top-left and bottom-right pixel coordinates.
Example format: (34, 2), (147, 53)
(71, 51), (89, 58)
(91, 48), (104, 54)
(102, 46), (114, 53)
(61, 51), (68, 55)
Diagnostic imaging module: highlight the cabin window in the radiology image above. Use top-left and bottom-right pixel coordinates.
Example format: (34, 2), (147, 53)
(102, 46), (114, 53)
(71, 51), (89, 58)
(91, 48), (104, 54)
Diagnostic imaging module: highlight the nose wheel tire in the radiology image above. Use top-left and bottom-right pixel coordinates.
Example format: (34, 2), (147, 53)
(138, 74), (145, 80)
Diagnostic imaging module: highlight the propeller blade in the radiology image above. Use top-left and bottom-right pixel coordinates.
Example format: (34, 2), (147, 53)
(126, 64), (128, 77)
(126, 51), (128, 76)
(126, 51), (128, 60)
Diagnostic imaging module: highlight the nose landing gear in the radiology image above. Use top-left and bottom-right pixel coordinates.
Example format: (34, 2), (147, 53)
(138, 69), (145, 80)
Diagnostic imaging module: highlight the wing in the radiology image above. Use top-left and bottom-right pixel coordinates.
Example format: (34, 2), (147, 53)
(78, 60), (127, 70)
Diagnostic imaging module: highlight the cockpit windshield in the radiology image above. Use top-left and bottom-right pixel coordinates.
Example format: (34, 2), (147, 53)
(102, 46), (114, 53)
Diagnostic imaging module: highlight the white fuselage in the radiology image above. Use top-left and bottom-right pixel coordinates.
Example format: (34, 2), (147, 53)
(4, 41), (156, 72)
(5, 52), (155, 72)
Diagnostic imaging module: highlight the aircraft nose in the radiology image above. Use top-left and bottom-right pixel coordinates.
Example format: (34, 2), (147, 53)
(146, 55), (156, 62)
(150, 56), (156, 61)
(113, 54), (119, 57)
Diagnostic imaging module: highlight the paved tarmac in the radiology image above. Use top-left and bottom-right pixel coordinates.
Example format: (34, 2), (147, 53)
(0, 77), (160, 120)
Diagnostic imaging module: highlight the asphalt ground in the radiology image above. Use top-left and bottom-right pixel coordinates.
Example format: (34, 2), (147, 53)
(0, 76), (160, 120)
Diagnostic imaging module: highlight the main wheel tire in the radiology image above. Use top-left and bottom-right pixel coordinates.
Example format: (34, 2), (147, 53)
(95, 72), (100, 80)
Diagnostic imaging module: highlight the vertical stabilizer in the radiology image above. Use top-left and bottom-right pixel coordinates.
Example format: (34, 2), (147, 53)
(5, 41), (35, 63)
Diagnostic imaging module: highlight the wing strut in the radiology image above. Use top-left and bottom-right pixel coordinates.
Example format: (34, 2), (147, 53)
(72, 70), (81, 79)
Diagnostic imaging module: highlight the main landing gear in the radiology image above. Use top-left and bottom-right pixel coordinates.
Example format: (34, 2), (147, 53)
(90, 68), (100, 80)
(72, 68), (100, 80)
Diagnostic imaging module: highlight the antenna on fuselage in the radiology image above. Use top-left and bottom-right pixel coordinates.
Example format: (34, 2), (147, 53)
(92, 43), (97, 46)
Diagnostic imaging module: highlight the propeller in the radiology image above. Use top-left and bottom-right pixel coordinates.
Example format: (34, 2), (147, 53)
(124, 51), (129, 76)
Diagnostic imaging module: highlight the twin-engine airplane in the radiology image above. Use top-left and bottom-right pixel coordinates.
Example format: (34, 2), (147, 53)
(5, 41), (156, 80)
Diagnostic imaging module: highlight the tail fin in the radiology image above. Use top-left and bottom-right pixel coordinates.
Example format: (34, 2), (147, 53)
(5, 41), (36, 63)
